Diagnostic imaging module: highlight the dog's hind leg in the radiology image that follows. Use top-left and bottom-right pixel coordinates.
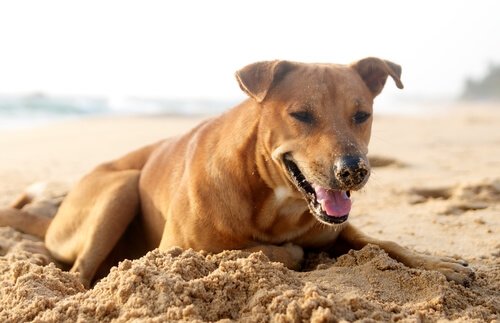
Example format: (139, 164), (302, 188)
(45, 169), (141, 288)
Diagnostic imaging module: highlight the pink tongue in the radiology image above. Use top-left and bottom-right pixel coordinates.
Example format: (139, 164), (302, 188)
(313, 185), (352, 217)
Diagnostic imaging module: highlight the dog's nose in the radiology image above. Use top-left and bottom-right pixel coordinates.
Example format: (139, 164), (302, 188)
(334, 156), (370, 187)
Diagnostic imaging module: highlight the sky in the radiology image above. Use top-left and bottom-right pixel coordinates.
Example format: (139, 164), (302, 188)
(0, 0), (499, 101)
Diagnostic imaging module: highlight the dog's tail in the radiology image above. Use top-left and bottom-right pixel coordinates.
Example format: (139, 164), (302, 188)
(0, 207), (51, 239)
(0, 182), (58, 239)
(9, 182), (46, 210)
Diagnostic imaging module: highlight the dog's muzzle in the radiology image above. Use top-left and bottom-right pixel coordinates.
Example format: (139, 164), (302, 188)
(283, 154), (352, 225)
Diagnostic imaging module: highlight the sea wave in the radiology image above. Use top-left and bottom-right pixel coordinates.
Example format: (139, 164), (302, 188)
(0, 94), (237, 130)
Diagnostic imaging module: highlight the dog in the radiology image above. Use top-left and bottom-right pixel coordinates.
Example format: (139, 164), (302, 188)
(0, 57), (474, 287)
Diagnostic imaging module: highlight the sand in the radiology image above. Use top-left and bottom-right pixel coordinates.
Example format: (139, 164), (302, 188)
(0, 104), (499, 322)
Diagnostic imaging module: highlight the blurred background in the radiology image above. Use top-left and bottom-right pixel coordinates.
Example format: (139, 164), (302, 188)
(0, 0), (499, 129)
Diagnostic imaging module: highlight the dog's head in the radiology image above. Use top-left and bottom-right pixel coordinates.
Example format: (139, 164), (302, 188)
(236, 58), (403, 225)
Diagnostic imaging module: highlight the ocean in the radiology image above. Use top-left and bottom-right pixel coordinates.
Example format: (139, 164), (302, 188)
(0, 94), (238, 130)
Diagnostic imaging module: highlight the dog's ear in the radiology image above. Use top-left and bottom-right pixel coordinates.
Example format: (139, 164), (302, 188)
(235, 60), (294, 103)
(352, 57), (404, 97)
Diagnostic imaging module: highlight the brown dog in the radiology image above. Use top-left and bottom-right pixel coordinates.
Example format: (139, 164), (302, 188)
(0, 57), (474, 287)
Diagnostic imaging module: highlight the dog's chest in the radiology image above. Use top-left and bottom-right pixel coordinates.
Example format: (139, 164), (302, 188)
(252, 186), (314, 244)
(273, 186), (308, 216)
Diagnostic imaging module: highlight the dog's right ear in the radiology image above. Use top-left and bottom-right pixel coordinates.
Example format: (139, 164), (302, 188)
(235, 60), (294, 103)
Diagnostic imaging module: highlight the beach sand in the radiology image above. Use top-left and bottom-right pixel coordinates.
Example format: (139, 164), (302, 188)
(0, 104), (499, 322)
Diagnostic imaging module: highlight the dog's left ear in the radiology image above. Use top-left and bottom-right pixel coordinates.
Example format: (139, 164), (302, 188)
(235, 60), (294, 103)
(352, 57), (404, 97)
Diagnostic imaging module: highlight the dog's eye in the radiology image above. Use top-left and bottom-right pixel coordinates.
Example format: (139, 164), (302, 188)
(290, 111), (314, 124)
(353, 111), (371, 124)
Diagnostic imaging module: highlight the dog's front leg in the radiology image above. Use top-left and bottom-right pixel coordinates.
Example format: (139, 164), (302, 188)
(244, 243), (304, 270)
(338, 223), (475, 286)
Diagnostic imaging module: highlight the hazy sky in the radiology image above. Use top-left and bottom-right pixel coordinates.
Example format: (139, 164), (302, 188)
(0, 0), (499, 100)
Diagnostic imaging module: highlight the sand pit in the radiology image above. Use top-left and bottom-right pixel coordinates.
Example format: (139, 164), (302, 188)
(0, 106), (499, 321)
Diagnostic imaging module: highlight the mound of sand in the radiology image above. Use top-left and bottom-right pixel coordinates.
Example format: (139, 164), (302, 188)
(0, 230), (498, 322)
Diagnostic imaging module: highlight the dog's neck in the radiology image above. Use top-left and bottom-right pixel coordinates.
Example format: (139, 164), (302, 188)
(216, 99), (283, 194)
(254, 132), (290, 192)
(251, 105), (294, 194)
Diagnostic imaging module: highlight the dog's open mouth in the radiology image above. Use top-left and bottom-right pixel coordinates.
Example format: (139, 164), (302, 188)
(283, 154), (351, 225)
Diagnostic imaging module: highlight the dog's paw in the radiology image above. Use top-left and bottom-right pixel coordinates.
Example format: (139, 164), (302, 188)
(246, 243), (304, 270)
(419, 255), (475, 286)
(282, 242), (304, 270)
